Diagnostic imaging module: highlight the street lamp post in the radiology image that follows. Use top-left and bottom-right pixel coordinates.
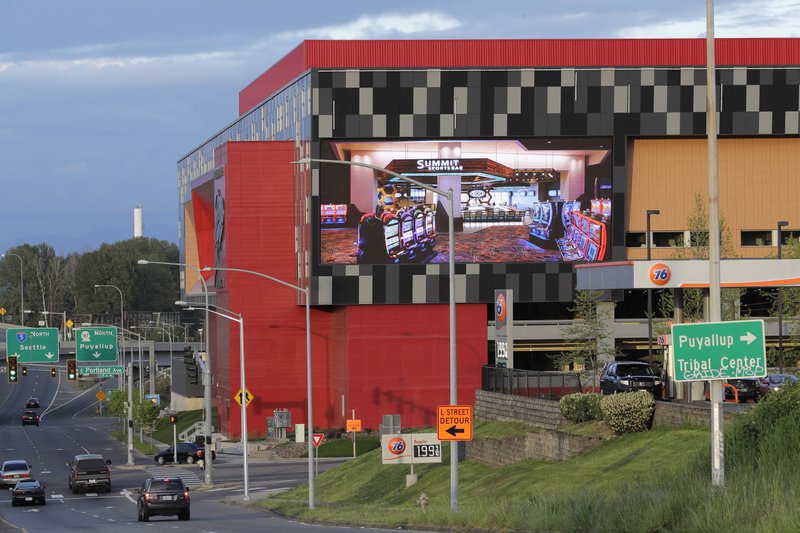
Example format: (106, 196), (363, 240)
(293, 157), (460, 511)
(94, 284), (125, 389)
(181, 303), (249, 500)
(777, 220), (789, 373)
(2, 253), (24, 325)
(646, 210), (660, 365)
(200, 265), (313, 508)
(138, 259), (214, 486)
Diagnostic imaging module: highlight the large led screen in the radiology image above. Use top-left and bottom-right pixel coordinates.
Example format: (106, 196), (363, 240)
(318, 138), (613, 265)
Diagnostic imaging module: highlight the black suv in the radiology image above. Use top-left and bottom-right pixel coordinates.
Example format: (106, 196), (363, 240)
(154, 442), (215, 465)
(600, 361), (662, 396)
(136, 477), (190, 521)
(66, 454), (112, 493)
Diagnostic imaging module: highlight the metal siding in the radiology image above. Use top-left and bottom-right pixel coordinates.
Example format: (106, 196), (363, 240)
(238, 42), (306, 116)
(240, 39), (800, 110)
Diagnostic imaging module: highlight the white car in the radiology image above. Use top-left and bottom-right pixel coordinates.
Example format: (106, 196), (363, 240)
(1, 460), (33, 486)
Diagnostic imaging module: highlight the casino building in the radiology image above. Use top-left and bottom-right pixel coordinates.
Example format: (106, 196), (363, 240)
(176, 38), (800, 437)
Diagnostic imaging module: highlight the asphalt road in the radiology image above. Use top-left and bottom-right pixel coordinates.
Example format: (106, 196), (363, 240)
(0, 366), (411, 532)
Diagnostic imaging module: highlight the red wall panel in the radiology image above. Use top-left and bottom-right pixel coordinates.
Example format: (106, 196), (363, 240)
(239, 38), (800, 114)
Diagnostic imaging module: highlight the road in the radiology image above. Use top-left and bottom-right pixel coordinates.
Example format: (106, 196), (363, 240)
(0, 365), (408, 532)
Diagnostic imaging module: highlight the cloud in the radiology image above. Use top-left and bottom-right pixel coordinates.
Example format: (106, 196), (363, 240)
(617, 0), (800, 38)
(277, 11), (461, 40)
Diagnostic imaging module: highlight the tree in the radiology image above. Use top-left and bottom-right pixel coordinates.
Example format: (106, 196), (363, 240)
(657, 193), (742, 326)
(555, 289), (623, 389)
(73, 237), (180, 313)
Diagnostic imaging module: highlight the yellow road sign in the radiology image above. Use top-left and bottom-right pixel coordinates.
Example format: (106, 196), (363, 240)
(95, 390), (106, 402)
(234, 388), (254, 407)
(66, 319), (74, 328)
(0, 307), (6, 316)
(437, 404), (473, 441)
(346, 419), (362, 432)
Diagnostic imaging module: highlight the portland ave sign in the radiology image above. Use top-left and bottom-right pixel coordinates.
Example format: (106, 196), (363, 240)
(671, 320), (766, 382)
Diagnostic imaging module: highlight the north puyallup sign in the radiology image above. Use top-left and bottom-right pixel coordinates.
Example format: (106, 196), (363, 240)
(671, 320), (766, 382)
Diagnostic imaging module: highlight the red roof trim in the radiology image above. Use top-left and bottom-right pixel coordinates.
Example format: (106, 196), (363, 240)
(239, 38), (800, 116)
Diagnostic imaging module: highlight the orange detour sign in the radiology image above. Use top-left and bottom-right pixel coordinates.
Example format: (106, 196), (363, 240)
(346, 419), (362, 432)
(437, 404), (473, 441)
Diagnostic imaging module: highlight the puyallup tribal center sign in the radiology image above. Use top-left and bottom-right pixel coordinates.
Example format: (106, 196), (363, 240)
(671, 320), (767, 382)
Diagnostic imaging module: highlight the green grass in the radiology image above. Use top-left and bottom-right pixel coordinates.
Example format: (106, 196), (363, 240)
(258, 394), (800, 532)
(111, 430), (158, 455)
(151, 408), (218, 445)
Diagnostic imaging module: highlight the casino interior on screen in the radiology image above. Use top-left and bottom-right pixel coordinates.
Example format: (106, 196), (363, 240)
(319, 139), (611, 265)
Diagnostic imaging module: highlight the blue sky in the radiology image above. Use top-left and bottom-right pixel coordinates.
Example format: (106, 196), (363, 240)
(1, 0), (798, 254)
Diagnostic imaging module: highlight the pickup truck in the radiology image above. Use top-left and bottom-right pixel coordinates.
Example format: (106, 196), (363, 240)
(66, 454), (112, 494)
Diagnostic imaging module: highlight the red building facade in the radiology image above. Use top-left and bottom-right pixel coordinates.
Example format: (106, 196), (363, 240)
(178, 39), (800, 438)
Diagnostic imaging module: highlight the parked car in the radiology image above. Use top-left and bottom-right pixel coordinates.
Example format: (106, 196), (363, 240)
(758, 373), (799, 396)
(136, 477), (190, 521)
(25, 397), (40, 408)
(724, 378), (761, 403)
(66, 454), (112, 493)
(11, 480), (46, 506)
(21, 411), (40, 426)
(154, 442), (216, 465)
(599, 361), (662, 396)
(1, 460), (33, 486)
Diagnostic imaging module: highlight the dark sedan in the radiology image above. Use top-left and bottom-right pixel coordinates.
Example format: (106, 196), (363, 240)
(758, 373), (799, 396)
(21, 411), (40, 426)
(11, 480), (46, 506)
(154, 442), (215, 465)
(725, 379), (761, 403)
(25, 398), (40, 409)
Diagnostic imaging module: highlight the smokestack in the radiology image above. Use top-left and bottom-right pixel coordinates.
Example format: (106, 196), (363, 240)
(133, 205), (144, 238)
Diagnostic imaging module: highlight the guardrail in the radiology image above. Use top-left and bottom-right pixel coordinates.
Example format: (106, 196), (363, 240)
(178, 421), (214, 442)
(482, 366), (582, 400)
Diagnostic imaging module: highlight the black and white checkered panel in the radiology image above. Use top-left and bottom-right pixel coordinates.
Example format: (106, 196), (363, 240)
(310, 67), (800, 306)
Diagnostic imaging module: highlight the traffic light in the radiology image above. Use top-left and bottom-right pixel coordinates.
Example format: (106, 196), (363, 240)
(51, 367), (57, 377)
(8, 356), (18, 383)
(22, 366), (27, 377)
(169, 414), (179, 425)
(183, 346), (199, 385)
(67, 358), (77, 381)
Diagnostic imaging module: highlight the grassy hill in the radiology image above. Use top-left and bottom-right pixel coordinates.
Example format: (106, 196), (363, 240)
(258, 393), (800, 532)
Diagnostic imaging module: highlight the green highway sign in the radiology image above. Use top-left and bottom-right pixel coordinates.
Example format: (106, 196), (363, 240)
(7, 328), (60, 363)
(78, 365), (124, 376)
(671, 320), (766, 382)
(75, 327), (118, 362)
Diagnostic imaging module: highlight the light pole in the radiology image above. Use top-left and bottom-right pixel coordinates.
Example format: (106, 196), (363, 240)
(138, 259), (214, 486)
(180, 302), (249, 501)
(646, 209), (660, 365)
(200, 265), (313, 508)
(133, 325), (173, 402)
(293, 157), (460, 511)
(95, 283), (125, 389)
(2, 253), (24, 325)
(777, 220), (789, 373)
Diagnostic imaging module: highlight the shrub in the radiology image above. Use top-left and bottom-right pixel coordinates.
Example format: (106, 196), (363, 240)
(559, 392), (603, 423)
(600, 391), (655, 434)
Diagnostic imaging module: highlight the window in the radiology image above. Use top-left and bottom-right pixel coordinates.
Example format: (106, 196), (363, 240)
(741, 230), (772, 246)
(625, 232), (645, 247)
(653, 232), (684, 247)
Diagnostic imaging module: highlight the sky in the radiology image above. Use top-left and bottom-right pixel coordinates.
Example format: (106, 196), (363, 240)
(1, 0), (798, 255)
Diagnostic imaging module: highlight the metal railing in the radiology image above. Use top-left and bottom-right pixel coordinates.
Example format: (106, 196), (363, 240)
(482, 366), (582, 400)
